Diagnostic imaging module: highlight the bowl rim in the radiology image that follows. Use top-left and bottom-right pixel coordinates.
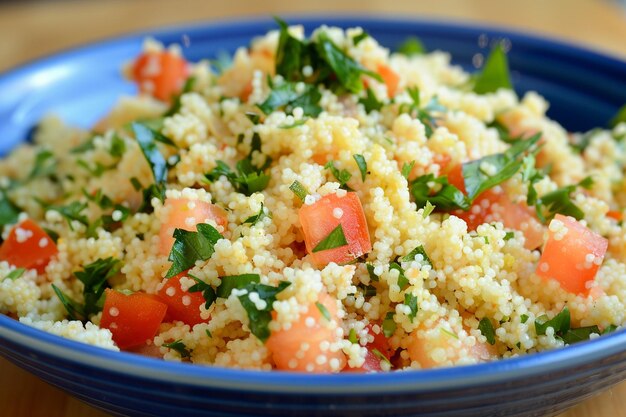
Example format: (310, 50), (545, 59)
(1, 15), (626, 395)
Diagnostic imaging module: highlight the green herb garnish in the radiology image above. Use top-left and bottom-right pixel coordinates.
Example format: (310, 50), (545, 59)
(243, 203), (269, 226)
(289, 180), (309, 201)
(382, 312), (396, 337)
(359, 88), (383, 113)
(316, 301), (331, 321)
(324, 160), (352, 190)
(504, 231), (515, 241)
(352, 31), (369, 46)
(390, 262), (409, 290)
(131, 122), (170, 184)
(348, 328), (358, 344)
(188, 274), (217, 309)
(165, 223), (223, 278)
(0, 190), (21, 227)
(4, 268), (26, 281)
(404, 293), (418, 323)
(422, 201), (435, 218)
(401, 245), (432, 266)
(478, 318), (496, 345)
(48, 201), (89, 229)
(312, 223), (348, 253)
(163, 340), (191, 358)
(397, 36), (425, 56)
(472, 43), (512, 94)
(278, 118), (309, 129)
(409, 173), (469, 211)
(366, 263), (379, 282)
(238, 280), (290, 342)
(401, 161), (415, 179)
(258, 82), (322, 117)
(164, 76), (196, 117)
(610, 104), (626, 127)
(216, 273), (261, 298)
(353, 154), (367, 182)
(27, 149), (56, 181)
(371, 348), (392, 366)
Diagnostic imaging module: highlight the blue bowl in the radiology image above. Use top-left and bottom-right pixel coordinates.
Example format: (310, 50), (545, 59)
(1, 16), (626, 417)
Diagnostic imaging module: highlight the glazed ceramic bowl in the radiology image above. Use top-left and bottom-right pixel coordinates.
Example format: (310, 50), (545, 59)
(1, 16), (625, 417)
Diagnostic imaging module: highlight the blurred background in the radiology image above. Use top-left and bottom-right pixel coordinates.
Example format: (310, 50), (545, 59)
(0, 0), (625, 416)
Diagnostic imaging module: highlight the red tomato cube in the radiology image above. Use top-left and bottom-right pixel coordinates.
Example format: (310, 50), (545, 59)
(299, 192), (371, 267)
(157, 272), (207, 326)
(131, 51), (189, 102)
(536, 214), (608, 294)
(0, 219), (58, 273)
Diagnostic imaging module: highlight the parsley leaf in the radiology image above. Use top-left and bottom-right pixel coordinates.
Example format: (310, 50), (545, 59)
(610, 103), (626, 127)
(463, 133), (541, 200)
(401, 161), (415, 179)
(279, 118), (309, 129)
(422, 201), (435, 218)
(315, 32), (382, 94)
(165, 223), (223, 278)
(390, 262), (409, 290)
(352, 31), (369, 46)
(316, 301), (331, 321)
(53, 257), (120, 321)
(348, 328), (358, 344)
(0, 190), (21, 227)
(359, 88), (383, 113)
(397, 36), (426, 56)
(289, 180), (309, 201)
(478, 318), (496, 345)
(404, 293), (418, 322)
(27, 149), (56, 181)
(366, 263), (379, 282)
(188, 274), (217, 309)
(353, 154), (367, 182)
(163, 340), (191, 358)
(535, 307), (571, 336)
(409, 173), (470, 211)
(312, 223), (348, 252)
(48, 201), (89, 230)
(534, 177), (593, 222)
(238, 280), (290, 342)
(131, 122), (170, 184)
(382, 312), (396, 337)
(504, 231), (515, 241)
(401, 245), (432, 266)
(216, 273), (261, 298)
(4, 268), (25, 281)
(324, 160), (352, 190)
(399, 87), (445, 138)
(164, 76), (196, 117)
(243, 203), (270, 226)
(274, 17), (307, 82)
(258, 82), (322, 117)
(561, 325), (601, 345)
(473, 43), (513, 94)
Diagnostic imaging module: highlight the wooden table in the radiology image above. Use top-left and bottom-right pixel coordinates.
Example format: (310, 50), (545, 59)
(0, 0), (625, 416)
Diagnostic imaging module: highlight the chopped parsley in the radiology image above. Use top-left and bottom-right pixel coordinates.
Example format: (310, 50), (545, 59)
(47, 201), (89, 230)
(163, 340), (191, 358)
(399, 87), (445, 138)
(4, 268), (25, 281)
(371, 348), (392, 367)
(324, 160), (352, 190)
(533, 306), (602, 344)
(243, 203), (270, 226)
(422, 201), (435, 218)
(238, 280), (290, 342)
(0, 190), (21, 227)
(397, 36), (426, 56)
(316, 301), (331, 321)
(312, 223), (348, 252)
(401, 245), (432, 266)
(164, 76), (196, 117)
(165, 223), (223, 278)
(382, 312), (396, 337)
(401, 161), (415, 179)
(273, 17), (381, 95)
(390, 262), (409, 290)
(366, 263), (379, 282)
(245, 112), (261, 125)
(278, 118), (309, 129)
(478, 318), (496, 345)
(188, 274), (217, 309)
(462, 133), (540, 200)
(27, 149), (56, 181)
(504, 231), (515, 241)
(352, 31), (369, 46)
(258, 81), (322, 117)
(533, 176), (593, 223)
(359, 88), (383, 113)
(520, 314), (529, 324)
(53, 257), (121, 321)
(472, 43), (512, 94)
(409, 173), (470, 211)
(348, 328), (358, 344)
(216, 273), (261, 298)
(109, 134), (127, 158)
(131, 122), (171, 184)
(289, 180), (309, 201)
(404, 293), (418, 322)
(353, 154), (367, 182)
(206, 134), (271, 196)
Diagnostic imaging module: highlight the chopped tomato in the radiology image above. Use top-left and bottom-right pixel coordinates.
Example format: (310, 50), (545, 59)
(0, 219), (58, 273)
(344, 324), (394, 373)
(266, 293), (346, 372)
(100, 289), (168, 349)
(446, 163), (466, 194)
(607, 210), (623, 222)
(536, 214), (608, 294)
(299, 192), (371, 267)
(131, 51), (189, 102)
(377, 64), (400, 97)
(454, 189), (545, 250)
(239, 80), (253, 102)
(159, 198), (228, 256)
(157, 272), (206, 326)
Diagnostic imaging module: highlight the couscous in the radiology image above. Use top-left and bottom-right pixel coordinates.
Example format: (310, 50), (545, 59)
(1, 19), (625, 372)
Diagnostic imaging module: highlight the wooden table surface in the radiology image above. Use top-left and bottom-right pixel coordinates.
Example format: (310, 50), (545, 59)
(0, 0), (625, 416)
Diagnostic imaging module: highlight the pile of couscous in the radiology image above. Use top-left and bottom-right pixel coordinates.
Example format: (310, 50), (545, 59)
(1, 20), (625, 373)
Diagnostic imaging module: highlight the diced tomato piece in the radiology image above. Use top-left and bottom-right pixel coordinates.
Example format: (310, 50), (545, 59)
(367, 324), (394, 360)
(0, 219), (58, 273)
(299, 192), (371, 267)
(536, 214), (608, 294)
(159, 198), (228, 255)
(377, 64), (400, 97)
(157, 272), (206, 326)
(454, 189), (545, 250)
(607, 210), (623, 222)
(131, 51), (189, 102)
(100, 289), (168, 349)
(344, 349), (383, 373)
(239, 80), (253, 102)
(446, 164), (466, 194)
